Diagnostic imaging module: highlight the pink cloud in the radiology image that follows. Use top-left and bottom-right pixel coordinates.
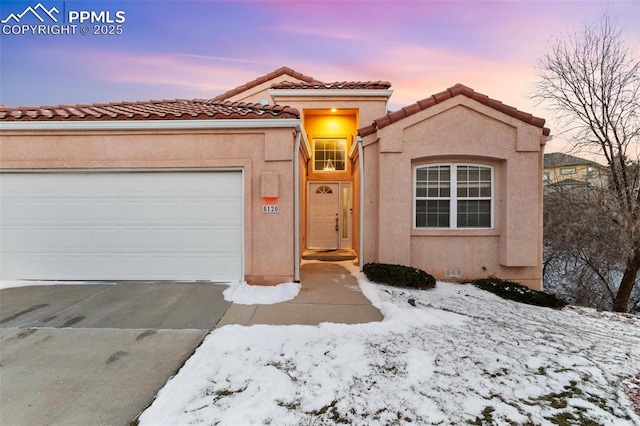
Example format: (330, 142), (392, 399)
(52, 49), (270, 100)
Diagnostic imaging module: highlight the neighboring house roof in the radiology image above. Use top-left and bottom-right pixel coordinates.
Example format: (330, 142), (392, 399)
(271, 80), (392, 90)
(544, 152), (599, 168)
(359, 83), (550, 136)
(212, 66), (320, 102)
(0, 99), (300, 121)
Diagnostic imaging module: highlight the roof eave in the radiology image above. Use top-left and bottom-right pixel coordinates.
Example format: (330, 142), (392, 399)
(358, 84), (549, 137)
(0, 118), (302, 131)
(212, 66), (319, 102)
(269, 89), (393, 98)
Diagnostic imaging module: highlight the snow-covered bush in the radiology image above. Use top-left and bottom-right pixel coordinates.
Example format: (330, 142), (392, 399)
(363, 262), (436, 290)
(469, 276), (568, 309)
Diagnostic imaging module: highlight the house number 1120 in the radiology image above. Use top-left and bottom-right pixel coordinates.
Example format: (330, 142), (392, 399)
(262, 205), (279, 213)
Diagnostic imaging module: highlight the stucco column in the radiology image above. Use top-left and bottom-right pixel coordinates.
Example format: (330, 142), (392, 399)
(377, 152), (412, 265)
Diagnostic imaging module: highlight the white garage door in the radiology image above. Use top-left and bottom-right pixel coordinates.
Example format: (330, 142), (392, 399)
(0, 171), (243, 281)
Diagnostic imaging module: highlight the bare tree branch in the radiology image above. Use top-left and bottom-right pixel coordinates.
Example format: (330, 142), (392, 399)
(535, 12), (640, 312)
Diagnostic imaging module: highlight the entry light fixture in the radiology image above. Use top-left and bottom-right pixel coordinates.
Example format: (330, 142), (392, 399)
(330, 108), (338, 113)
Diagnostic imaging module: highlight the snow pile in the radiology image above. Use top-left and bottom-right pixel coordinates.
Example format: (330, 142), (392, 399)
(139, 264), (640, 425)
(223, 281), (301, 305)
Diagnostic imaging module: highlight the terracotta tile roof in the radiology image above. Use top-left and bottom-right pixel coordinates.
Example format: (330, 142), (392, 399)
(0, 99), (300, 121)
(212, 66), (319, 102)
(358, 83), (550, 137)
(212, 65), (391, 99)
(270, 80), (392, 90)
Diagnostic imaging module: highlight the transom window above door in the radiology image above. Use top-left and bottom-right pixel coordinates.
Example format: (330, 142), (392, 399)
(313, 138), (346, 171)
(415, 164), (493, 229)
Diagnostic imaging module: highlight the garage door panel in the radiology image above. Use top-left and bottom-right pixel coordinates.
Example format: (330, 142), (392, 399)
(182, 227), (243, 251)
(0, 228), (29, 250)
(90, 228), (120, 251)
(63, 229), (92, 251)
(210, 200), (243, 224)
(209, 228), (243, 251)
(3, 200), (95, 224)
(141, 228), (190, 253)
(0, 172), (243, 281)
(2, 254), (60, 278)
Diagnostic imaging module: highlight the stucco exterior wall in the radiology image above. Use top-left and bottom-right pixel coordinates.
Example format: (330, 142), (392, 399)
(362, 96), (545, 289)
(272, 96), (389, 132)
(351, 152), (362, 263)
(0, 127), (298, 285)
(303, 113), (356, 182)
(298, 148), (309, 258)
(363, 140), (380, 262)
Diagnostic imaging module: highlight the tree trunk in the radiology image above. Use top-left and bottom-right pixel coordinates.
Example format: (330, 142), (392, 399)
(613, 250), (640, 312)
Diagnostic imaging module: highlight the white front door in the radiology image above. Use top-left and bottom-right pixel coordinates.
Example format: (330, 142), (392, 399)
(308, 183), (340, 249)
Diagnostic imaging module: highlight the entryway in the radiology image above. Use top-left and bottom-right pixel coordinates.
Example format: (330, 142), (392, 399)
(308, 182), (351, 250)
(302, 249), (357, 261)
(217, 262), (382, 326)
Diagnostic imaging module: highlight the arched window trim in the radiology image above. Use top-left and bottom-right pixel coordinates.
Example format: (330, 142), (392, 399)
(316, 185), (333, 194)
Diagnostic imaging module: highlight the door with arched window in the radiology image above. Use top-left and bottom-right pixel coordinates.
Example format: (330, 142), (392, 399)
(308, 182), (351, 249)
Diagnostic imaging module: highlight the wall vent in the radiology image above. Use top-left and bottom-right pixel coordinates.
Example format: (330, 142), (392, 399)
(444, 267), (463, 278)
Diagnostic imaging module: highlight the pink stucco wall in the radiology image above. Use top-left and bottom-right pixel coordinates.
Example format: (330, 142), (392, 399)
(0, 127), (298, 285)
(362, 96), (546, 289)
(1, 84), (545, 289)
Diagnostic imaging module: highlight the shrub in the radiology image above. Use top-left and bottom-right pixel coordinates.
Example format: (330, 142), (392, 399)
(363, 262), (436, 290)
(469, 276), (568, 309)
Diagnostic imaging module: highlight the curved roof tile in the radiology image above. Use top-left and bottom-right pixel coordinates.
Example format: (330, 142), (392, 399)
(270, 80), (392, 90)
(0, 99), (300, 121)
(359, 83), (550, 136)
(212, 66), (320, 101)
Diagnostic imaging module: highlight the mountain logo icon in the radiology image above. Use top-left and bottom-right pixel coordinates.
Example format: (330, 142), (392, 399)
(1, 3), (59, 24)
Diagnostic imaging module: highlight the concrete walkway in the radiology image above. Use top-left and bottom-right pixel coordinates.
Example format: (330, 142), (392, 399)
(0, 263), (381, 425)
(0, 282), (231, 426)
(217, 262), (383, 327)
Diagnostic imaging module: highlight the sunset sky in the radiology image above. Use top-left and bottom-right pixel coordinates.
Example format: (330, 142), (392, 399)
(1, 0), (638, 151)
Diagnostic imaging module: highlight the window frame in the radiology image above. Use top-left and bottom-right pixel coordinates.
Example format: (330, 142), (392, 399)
(312, 138), (347, 172)
(414, 163), (494, 230)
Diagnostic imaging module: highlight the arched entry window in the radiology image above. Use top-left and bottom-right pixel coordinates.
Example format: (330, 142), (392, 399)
(316, 185), (333, 194)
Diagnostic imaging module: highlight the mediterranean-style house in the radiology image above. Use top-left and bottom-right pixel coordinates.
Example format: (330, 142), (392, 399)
(543, 152), (607, 189)
(0, 66), (549, 289)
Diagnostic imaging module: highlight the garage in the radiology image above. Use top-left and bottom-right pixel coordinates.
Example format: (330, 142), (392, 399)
(0, 171), (243, 281)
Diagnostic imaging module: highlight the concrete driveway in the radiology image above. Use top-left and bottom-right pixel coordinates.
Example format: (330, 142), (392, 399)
(0, 282), (232, 426)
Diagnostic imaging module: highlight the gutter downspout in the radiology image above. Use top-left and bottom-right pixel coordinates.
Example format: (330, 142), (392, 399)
(357, 135), (365, 271)
(293, 128), (302, 283)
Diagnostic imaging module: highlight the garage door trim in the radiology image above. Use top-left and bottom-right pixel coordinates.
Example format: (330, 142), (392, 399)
(0, 169), (245, 282)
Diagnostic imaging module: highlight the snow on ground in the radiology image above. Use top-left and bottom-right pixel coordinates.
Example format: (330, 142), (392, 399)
(139, 262), (640, 425)
(223, 281), (301, 305)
